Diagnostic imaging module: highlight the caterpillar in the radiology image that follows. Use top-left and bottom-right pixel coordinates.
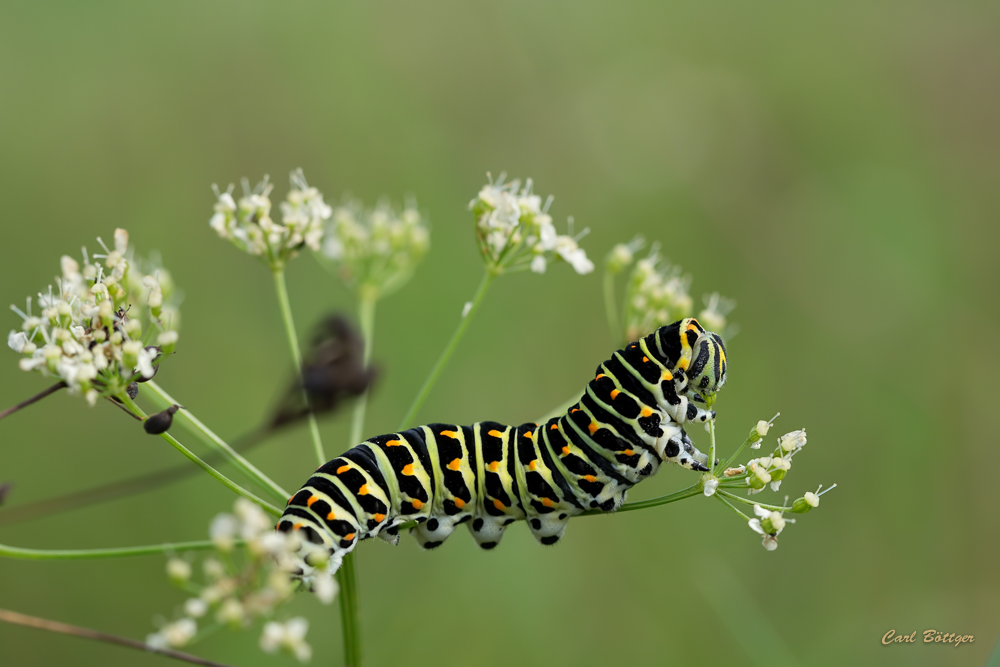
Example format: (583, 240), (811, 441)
(278, 317), (727, 572)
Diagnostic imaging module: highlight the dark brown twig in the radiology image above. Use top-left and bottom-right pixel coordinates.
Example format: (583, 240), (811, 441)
(0, 382), (66, 420)
(0, 608), (239, 667)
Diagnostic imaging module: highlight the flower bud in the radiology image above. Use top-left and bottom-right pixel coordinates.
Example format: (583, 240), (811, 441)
(760, 511), (785, 535)
(166, 558), (192, 584)
(778, 429), (807, 452)
(770, 456), (790, 481)
(792, 492), (820, 513)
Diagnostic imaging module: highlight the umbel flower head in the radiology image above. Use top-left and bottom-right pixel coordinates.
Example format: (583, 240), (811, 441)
(211, 169), (331, 271)
(149, 498), (336, 658)
(7, 229), (179, 405)
(469, 174), (594, 275)
(320, 195), (430, 299)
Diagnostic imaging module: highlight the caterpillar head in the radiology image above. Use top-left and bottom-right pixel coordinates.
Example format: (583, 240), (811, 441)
(686, 330), (727, 401)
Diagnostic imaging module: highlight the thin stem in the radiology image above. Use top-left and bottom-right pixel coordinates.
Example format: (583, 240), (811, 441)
(580, 483), (703, 516)
(533, 393), (580, 425)
(708, 419), (717, 475)
(398, 270), (495, 430)
(717, 490), (791, 512)
(716, 434), (756, 473)
(118, 395), (281, 517)
(603, 268), (620, 347)
(337, 548), (363, 667)
(0, 540), (225, 561)
(0, 382), (66, 420)
(273, 268), (325, 465)
(144, 381), (289, 502)
(0, 608), (238, 667)
(336, 293), (376, 667)
(715, 493), (751, 521)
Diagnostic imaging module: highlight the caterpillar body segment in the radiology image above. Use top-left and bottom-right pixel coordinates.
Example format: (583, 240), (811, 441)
(277, 318), (728, 572)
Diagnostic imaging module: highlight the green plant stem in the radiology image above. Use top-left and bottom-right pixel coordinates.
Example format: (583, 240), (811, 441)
(581, 483), (703, 516)
(708, 419), (717, 475)
(716, 434), (755, 473)
(0, 539), (227, 561)
(534, 393), (580, 425)
(0, 608), (238, 667)
(716, 490), (791, 512)
(118, 394), (281, 517)
(603, 268), (620, 347)
(144, 380), (289, 502)
(715, 493), (751, 521)
(273, 268), (326, 465)
(398, 270), (495, 429)
(336, 292), (376, 667)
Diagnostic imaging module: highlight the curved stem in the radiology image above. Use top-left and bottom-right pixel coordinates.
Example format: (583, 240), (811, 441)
(717, 490), (791, 512)
(348, 294), (376, 448)
(534, 393), (581, 425)
(0, 539), (226, 561)
(144, 380), (289, 502)
(398, 270), (495, 430)
(273, 268), (326, 465)
(580, 483), (703, 516)
(715, 493), (751, 521)
(118, 395), (281, 517)
(0, 608), (237, 667)
(0, 382), (66, 420)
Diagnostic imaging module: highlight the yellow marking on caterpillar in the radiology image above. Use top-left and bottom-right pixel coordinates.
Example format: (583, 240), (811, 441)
(588, 422), (599, 434)
(293, 523), (302, 530)
(359, 484), (370, 496)
(440, 430), (459, 439)
(488, 429), (503, 438)
(661, 370), (673, 381)
(640, 407), (654, 417)
(678, 358), (689, 370)
(447, 458), (462, 471)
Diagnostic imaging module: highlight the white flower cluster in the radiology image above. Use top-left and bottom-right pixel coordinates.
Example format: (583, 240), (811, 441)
(746, 429), (807, 494)
(606, 237), (735, 343)
(469, 175), (594, 275)
(321, 196), (430, 298)
(210, 169), (331, 270)
(7, 229), (179, 404)
(148, 498), (337, 660)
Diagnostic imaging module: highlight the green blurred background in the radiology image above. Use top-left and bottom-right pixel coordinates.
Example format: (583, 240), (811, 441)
(1, 2), (998, 666)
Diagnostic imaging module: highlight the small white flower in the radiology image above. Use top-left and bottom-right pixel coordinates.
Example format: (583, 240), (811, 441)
(778, 429), (807, 453)
(166, 558), (192, 584)
(313, 572), (339, 605)
(530, 255), (547, 274)
(803, 491), (819, 507)
(261, 618), (312, 663)
(554, 235), (595, 275)
(747, 504), (783, 551)
(216, 598), (246, 627)
(162, 618), (197, 647)
(183, 598), (208, 619)
(702, 477), (719, 497)
(209, 513), (239, 551)
(7, 331), (28, 353)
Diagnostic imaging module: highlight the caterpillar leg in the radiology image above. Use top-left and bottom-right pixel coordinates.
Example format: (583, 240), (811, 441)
(468, 515), (512, 550)
(684, 401), (716, 424)
(411, 515), (465, 550)
(663, 431), (709, 471)
(527, 512), (571, 546)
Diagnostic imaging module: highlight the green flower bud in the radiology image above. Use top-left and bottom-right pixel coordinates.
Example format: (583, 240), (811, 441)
(792, 492), (820, 513)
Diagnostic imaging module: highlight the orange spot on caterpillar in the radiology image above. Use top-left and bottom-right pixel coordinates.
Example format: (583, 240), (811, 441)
(327, 512), (335, 520)
(307, 495), (318, 507)
(402, 464), (415, 476)
(610, 389), (620, 399)
(561, 445), (571, 456)
(447, 458), (462, 471)
(528, 460), (538, 471)
(596, 373), (605, 379)
(488, 429), (503, 438)
(588, 422), (599, 434)
(344, 533), (356, 541)
(453, 498), (466, 509)
(493, 499), (505, 511)
(541, 497), (555, 507)
(488, 461), (500, 472)
(642, 356), (649, 363)
(570, 408), (580, 413)
(288, 496), (294, 505)
(661, 370), (673, 381)
(584, 475), (597, 482)
(359, 484), (370, 496)
(336, 465), (350, 474)
(550, 424), (559, 430)
(411, 499), (423, 510)
(373, 513), (386, 522)
(386, 439), (402, 447)
(623, 449), (634, 456)
(293, 523), (302, 530)
(678, 358), (689, 370)
(523, 431), (534, 439)
(440, 430), (459, 439)
(640, 407), (654, 418)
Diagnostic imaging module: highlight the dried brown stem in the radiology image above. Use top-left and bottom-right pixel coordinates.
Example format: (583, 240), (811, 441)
(0, 607), (239, 667)
(0, 382), (66, 420)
